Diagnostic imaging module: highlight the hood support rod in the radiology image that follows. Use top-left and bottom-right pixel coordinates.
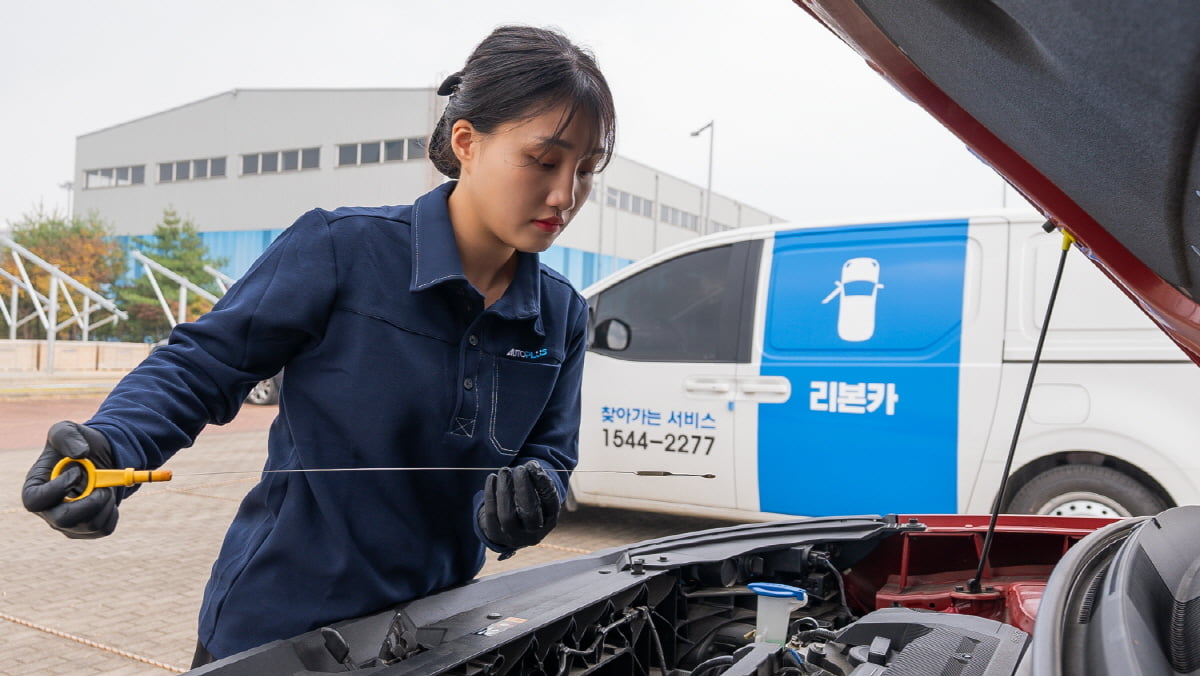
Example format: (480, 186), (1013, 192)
(966, 222), (1073, 595)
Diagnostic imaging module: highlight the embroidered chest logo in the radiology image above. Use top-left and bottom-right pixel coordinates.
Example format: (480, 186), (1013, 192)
(506, 347), (549, 360)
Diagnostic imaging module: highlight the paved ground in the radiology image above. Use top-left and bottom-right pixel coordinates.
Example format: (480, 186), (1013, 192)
(0, 389), (738, 675)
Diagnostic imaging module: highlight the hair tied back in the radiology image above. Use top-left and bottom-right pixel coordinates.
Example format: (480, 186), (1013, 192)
(437, 72), (464, 96)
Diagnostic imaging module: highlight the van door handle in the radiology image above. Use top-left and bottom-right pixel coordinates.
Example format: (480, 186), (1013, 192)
(738, 377), (792, 403)
(683, 377), (733, 395)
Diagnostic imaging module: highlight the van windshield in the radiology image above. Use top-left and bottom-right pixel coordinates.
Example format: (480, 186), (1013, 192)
(842, 280), (877, 296)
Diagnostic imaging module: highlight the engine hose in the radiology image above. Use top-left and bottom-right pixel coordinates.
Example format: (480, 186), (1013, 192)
(691, 654), (735, 676)
(823, 558), (856, 622)
(637, 607), (670, 676)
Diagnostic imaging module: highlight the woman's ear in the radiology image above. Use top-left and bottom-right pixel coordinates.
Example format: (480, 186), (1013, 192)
(450, 119), (479, 170)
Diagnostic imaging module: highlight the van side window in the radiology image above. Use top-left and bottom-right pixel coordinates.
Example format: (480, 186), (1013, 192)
(589, 242), (759, 363)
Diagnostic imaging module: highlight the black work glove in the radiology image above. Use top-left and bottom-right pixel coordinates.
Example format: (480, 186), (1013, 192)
(477, 461), (561, 551)
(22, 421), (120, 539)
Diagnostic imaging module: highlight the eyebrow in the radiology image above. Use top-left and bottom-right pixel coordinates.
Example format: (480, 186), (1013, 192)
(533, 136), (605, 156)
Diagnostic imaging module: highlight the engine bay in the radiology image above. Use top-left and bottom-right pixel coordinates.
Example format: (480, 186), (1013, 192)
(190, 515), (1106, 675)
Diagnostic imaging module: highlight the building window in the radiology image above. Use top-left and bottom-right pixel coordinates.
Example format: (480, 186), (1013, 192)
(242, 147), (320, 175)
(84, 164), (145, 190)
(158, 157), (228, 183)
(360, 142), (381, 164)
(338, 137), (430, 166)
(657, 204), (700, 231)
(602, 187), (657, 219)
(384, 140), (404, 162)
(407, 138), (426, 160)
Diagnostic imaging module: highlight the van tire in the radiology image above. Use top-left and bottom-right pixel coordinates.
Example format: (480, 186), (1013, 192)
(1007, 464), (1168, 517)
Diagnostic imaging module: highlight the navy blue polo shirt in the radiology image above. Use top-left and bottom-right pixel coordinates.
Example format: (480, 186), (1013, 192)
(86, 181), (588, 658)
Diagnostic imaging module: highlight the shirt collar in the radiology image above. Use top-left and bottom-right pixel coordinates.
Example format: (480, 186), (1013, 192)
(409, 181), (544, 333)
(495, 251), (544, 332)
(410, 181), (467, 292)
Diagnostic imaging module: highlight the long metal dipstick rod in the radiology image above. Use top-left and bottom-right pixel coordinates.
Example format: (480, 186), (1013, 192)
(182, 468), (717, 479)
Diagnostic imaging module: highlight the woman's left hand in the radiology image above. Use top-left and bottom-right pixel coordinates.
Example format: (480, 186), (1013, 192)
(477, 461), (560, 550)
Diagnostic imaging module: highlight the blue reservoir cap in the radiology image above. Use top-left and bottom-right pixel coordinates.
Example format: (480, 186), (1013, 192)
(748, 582), (808, 600)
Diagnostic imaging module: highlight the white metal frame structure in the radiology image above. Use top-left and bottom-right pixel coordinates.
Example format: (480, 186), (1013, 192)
(203, 264), (237, 295)
(0, 234), (128, 372)
(130, 250), (221, 328)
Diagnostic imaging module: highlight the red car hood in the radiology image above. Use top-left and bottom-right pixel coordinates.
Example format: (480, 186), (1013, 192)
(795, 0), (1200, 364)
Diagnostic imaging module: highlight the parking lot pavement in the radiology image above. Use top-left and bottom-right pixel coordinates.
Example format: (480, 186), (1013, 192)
(0, 397), (740, 675)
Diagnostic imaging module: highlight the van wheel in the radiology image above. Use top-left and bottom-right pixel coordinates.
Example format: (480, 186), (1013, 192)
(1007, 464), (1168, 517)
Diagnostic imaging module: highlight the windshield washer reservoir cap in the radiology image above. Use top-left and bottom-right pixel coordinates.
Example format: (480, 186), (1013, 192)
(748, 582), (807, 600)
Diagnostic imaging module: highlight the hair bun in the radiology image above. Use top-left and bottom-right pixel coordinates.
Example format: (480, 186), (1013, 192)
(437, 72), (464, 96)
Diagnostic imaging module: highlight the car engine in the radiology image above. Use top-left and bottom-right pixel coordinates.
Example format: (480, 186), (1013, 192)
(189, 515), (1104, 676)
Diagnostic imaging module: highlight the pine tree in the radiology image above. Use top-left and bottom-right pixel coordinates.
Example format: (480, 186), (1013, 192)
(114, 208), (227, 342)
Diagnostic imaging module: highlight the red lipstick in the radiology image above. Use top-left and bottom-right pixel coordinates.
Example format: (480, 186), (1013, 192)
(532, 217), (564, 233)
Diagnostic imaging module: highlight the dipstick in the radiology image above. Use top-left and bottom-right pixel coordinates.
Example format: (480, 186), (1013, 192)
(55, 464), (714, 504)
(183, 467), (716, 479)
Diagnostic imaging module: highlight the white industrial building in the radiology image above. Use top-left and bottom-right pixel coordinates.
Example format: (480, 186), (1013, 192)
(74, 89), (779, 289)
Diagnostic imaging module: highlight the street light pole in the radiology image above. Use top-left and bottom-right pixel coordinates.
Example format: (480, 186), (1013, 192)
(58, 181), (74, 219)
(690, 121), (714, 234)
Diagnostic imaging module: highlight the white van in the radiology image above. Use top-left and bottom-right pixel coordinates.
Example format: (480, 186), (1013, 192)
(572, 212), (1200, 520)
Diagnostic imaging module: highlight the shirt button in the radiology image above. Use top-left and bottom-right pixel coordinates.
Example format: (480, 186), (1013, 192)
(463, 378), (474, 390)
(468, 334), (479, 347)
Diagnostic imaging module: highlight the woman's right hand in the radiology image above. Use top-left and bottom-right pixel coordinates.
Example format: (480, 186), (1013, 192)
(22, 421), (120, 539)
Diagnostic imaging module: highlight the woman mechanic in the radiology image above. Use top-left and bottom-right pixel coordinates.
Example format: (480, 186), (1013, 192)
(21, 25), (615, 665)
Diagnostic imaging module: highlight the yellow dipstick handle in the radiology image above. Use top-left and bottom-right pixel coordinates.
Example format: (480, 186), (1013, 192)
(50, 457), (173, 503)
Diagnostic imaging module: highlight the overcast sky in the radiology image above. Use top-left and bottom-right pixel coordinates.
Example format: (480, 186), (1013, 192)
(0, 0), (1021, 232)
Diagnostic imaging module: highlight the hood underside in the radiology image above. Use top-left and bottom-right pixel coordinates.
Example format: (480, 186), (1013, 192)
(795, 0), (1200, 364)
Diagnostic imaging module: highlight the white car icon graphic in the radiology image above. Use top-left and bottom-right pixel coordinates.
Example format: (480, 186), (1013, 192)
(821, 257), (884, 342)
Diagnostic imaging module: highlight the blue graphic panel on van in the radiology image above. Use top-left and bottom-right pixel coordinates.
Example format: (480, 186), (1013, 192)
(758, 220), (969, 515)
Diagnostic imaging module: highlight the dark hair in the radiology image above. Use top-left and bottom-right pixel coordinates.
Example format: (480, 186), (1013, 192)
(428, 26), (616, 179)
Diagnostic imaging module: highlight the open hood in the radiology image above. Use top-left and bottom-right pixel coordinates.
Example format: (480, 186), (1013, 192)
(794, 0), (1200, 364)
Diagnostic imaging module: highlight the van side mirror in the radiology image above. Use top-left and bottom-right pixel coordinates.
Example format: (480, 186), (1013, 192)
(593, 318), (631, 351)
